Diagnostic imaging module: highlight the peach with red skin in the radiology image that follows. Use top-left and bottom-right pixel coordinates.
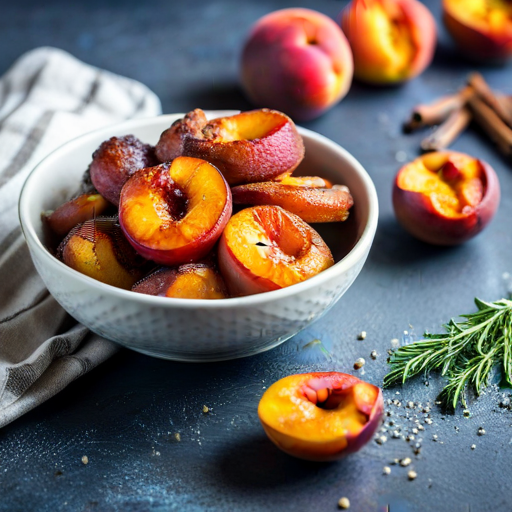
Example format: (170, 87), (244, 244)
(132, 262), (228, 299)
(218, 205), (334, 297)
(443, 0), (512, 61)
(57, 217), (149, 289)
(393, 151), (500, 246)
(258, 372), (383, 461)
(240, 8), (353, 121)
(341, 0), (437, 84)
(43, 193), (110, 237)
(119, 157), (232, 266)
(231, 176), (354, 223)
(90, 135), (158, 206)
(155, 108), (305, 186)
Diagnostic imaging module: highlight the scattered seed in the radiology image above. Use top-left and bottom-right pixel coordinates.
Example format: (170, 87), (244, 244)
(388, 420), (395, 426)
(392, 431), (401, 439)
(432, 435), (438, 441)
(376, 435), (387, 444)
(338, 497), (350, 509)
(202, 405), (209, 413)
(358, 331), (367, 340)
(391, 338), (400, 348)
(417, 425), (425, 431)
(391, 458), (400, 465)
(174, 433), (181, 442)
(354, 358), (365, 370)
(408, 470), (417, 481)
(499, 397), (511, 408)
(412, 428), (418, 435)
(370, 350), (378, 360)
(383, 466), (391, 475)
(471, 444), (476, 450)
(400, 457), (412, 467)
(81, 456), (89, 465)
(425, 418), (433, 425)
(407, 435), (415, 442)
(423, 407), (431, 413)
(463, 409), (470, 417)
(407, 401), (415, 409)
(477, 427), (486, 436)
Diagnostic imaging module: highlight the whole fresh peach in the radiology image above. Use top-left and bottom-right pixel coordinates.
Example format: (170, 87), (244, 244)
(240, 8), (353, 121)
(341, 0), (437, 84)
(392, 151), (500, 245)
(258, 372), (383, 461)
(443, 0), (512, 61)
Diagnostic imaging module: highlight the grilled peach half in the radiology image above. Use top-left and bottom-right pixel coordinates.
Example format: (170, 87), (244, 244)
(43, 193), (110, 237)
(119, 157), (232, 266)
(132, 262), (228, 299)
(90, 135), (158, 206)
(258, 372), (383, 461)
(218, 205), (334, 297)
(393, 151), (500, 245)
(231, 175), (354, 223)
(58, 217), (149, 289)
(155, 108), (305, 185)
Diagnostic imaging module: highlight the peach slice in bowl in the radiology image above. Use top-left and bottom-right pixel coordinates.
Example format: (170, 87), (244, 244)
(18, 111), (378, 361)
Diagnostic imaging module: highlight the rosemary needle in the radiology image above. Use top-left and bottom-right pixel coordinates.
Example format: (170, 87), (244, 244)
(384, 298), (512, 411)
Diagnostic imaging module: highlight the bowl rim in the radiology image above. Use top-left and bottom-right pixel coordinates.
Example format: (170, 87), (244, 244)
(19, 112), (379, 309)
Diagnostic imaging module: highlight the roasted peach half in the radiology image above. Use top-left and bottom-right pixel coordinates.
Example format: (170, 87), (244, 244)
(43, 193), (110, 237)
(218, 205), (334, 297)
(119, 157), (232, 266)
(258, 372), (383, 461)
(443, 0), (512, 61)
(231, 176), (354, 223)
(90, 135), (158, 206)
(57, 217), (149, 289)
(341, 0), (437, 84)
(132, 262), (228, 299)
(155, 108), (305, 186)
(393, 151), (500, 245)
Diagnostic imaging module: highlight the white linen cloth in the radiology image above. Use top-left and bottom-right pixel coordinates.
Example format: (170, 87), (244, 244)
(0, 47), (162, 428)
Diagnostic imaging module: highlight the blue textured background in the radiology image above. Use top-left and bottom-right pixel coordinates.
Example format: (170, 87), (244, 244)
(1, 1), (511, 511)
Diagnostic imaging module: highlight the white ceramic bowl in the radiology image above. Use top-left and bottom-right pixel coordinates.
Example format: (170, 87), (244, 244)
(19, 111), (378, 362)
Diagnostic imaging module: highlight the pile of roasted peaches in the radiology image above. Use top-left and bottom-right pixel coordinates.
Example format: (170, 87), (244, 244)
(43, 109), (354, 299)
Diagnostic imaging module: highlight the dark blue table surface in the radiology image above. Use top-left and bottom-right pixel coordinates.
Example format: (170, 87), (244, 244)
(1, 1), (512, 511)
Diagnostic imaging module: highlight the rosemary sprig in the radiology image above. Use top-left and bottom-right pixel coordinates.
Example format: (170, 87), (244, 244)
(384, 298), (512, 411)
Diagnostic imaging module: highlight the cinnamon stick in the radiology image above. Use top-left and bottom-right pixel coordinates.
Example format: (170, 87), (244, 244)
(467, 72), (512, 128)
(420, 107), (472, 151)
(404, 86), (474, 132)
(468, 95), (512, 157)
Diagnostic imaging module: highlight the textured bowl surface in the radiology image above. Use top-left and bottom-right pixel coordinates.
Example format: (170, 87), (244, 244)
(19, 112), (378, 362)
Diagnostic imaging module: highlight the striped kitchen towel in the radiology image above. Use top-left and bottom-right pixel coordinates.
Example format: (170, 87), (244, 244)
(0, 47), (162, 428)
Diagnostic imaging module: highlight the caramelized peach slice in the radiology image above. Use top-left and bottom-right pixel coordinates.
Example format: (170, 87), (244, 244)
(258, 372), (383, 461)
(119, 157), (232, 266)
(393, 151), (500, 245)
(443, 0), (512, 61)
(58, 217), (149, 289)
(132, 262), (228, 299)
(43, 193), (110, 237)
(90, 135), (158, 206)
(155, 109), (305, 185)
(218, 205), (334, 296)
(231, 177), (353, 223)
(342, 0), (437, 84)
